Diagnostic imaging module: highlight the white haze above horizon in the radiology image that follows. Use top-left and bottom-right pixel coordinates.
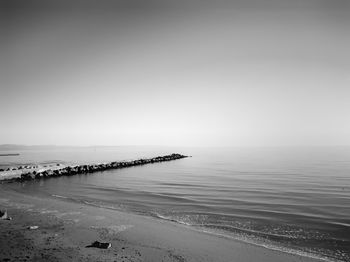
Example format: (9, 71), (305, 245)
(1, 0), (349, 147)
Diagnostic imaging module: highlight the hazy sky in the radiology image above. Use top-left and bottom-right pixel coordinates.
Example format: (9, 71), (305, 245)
(1, 0), (349, 146)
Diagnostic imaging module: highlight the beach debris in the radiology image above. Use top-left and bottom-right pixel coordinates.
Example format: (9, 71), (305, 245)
(28, 226), (39, 230)
(0, 210), (12, 220)
(86, 241), (112, 249)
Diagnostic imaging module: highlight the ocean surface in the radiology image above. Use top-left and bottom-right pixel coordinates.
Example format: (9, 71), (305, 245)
(1, 146), (349, 262)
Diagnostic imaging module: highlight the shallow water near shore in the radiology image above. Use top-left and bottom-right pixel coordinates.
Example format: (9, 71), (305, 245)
(1, 146), (350, 261)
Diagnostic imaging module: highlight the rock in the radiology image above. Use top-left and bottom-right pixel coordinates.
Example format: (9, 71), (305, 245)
(0, 210), (7, 219)
(21, 172), (36, 180)
(86, 241), (111, 249)
(0, 210), (12, 220)
(35, 172), (43, 179)
(11, 154), (188, 182)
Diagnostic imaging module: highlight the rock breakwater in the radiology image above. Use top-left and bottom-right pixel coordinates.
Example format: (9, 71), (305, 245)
(7, 153), (188, 182)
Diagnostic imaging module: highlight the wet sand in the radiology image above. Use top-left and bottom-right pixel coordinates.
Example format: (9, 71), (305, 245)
(0, 184), (323, 262)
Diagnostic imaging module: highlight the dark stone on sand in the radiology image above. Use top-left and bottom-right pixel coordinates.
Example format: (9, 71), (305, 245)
(86, 241), (111, 249)
(0, 210), (12, 220)
(0, 210), (7, 219)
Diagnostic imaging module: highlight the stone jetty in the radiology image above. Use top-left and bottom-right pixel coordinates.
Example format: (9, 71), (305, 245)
(10, 153), (188, 182)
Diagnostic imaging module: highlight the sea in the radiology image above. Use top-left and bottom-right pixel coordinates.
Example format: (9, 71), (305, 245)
(1, 146), (349, 262)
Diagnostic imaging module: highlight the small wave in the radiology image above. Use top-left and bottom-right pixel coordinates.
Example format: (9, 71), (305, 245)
(80, 200), (128, 213)
(153, 213), (192, 226)
(153, 214), (304, 240)
(201, 223), (303, 239)
(329, 221), (350, 228)
(153, 212), (345, 262)
(206, 229), (339, 262)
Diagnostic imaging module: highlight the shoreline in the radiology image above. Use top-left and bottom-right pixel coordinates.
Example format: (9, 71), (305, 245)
(0, 184), (324, 262)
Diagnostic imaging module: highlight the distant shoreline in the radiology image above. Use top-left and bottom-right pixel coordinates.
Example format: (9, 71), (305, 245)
(0, 153), (20, 156)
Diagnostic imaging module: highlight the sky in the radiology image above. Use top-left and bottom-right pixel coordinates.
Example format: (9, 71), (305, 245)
(1, 0), (350, 147)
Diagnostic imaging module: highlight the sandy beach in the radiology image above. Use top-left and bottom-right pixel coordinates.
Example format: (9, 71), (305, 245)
(2, 0), (349, 260)
(0, 183), (324, 262)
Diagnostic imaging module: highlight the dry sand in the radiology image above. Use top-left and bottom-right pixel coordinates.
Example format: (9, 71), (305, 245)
(0, 184), (323, 262)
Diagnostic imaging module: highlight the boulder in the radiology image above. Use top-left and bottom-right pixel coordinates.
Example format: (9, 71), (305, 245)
(21, 172), (36, 180)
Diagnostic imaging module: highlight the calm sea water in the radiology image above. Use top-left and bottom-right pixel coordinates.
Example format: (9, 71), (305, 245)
(1, 146), (350, 261)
